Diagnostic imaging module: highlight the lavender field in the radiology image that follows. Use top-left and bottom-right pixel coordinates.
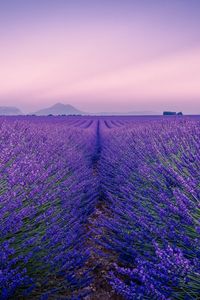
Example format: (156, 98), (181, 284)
(0, 116), (200, 300)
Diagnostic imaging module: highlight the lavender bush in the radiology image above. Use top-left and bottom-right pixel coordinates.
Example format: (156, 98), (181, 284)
(0, 116), (199, 299)
(98, 118), (200, 299)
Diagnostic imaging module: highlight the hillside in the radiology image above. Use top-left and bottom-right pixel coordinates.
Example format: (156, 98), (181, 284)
(0, 106), (22, 115)
(34, 103), (83, 115)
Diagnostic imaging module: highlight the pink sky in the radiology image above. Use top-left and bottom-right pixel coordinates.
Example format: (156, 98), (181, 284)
(0, 0), (200, 113)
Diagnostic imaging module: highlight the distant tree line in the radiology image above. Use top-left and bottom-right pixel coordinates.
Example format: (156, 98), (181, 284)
(163, 111), (183, 116)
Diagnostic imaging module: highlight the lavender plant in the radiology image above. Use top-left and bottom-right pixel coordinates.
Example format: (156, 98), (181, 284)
(98, 118), (200, 299)
(0, 116), (199, 299)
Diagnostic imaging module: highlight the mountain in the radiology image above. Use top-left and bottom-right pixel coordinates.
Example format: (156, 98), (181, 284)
(33, 103), (160, 116)
(34, 103), (83, 115)
(0, 106), (22, 115)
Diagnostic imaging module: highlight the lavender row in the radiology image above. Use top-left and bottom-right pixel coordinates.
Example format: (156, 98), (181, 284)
(98, 118), (200, 299)
(0, 118), (98, 299)
(1, 115), (200, 299)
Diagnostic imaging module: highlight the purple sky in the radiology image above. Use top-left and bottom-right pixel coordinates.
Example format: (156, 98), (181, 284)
(0, 0), (200, 113)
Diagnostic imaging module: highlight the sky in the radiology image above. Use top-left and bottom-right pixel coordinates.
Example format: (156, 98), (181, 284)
(0, 0), (200, 114)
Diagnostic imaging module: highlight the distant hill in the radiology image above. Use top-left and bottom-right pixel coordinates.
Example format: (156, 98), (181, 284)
(93, 110), (159, 116)
(34, 103), (83, 115)
(0, 103), (161, 116)
(0, 106), (22, 115)
(125, 110), (159, 116)
(34, 104), (160, 116)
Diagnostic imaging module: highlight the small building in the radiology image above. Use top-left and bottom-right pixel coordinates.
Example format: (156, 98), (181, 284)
(163, 111), (177, 116)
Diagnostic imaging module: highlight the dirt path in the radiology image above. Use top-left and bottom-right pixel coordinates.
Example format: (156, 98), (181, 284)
(84, 120), (123, 300)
